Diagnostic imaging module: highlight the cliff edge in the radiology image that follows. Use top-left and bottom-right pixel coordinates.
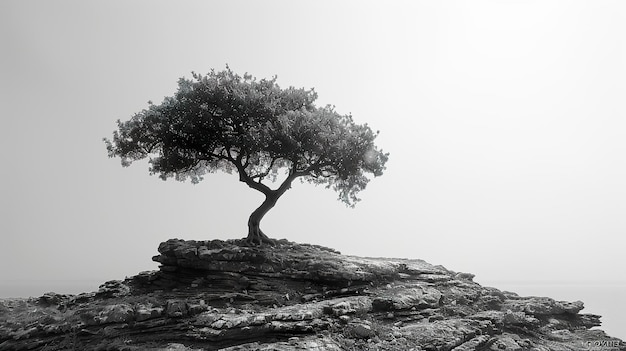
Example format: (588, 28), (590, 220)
(1, 239), (624, 350)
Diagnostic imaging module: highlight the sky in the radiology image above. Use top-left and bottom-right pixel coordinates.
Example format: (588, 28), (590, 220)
(1, 0), (625, 338)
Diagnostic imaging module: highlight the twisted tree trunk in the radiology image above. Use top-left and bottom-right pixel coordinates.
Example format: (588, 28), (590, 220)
(237, 160), (301, 245)
(246, 193), (279, 245)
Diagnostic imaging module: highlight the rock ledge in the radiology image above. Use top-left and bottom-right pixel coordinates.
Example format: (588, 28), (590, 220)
(1, 238), (624, 350)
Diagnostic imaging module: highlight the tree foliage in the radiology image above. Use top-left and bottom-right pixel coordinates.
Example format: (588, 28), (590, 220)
(105, 67), (388, 242)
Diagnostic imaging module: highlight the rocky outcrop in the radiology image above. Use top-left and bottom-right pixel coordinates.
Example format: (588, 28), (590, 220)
(0, 238), (624, 350)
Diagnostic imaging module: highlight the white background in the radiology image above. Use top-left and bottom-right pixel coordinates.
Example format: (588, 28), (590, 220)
(1, 0), (624, 339)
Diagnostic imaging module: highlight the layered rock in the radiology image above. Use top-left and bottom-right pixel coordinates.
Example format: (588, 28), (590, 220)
(0, 238), (623, 350)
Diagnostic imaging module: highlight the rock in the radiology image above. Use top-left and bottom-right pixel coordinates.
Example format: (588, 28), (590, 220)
(187, 303), (207, 315)
(325, 301), (355, 316)
(503, 296), (584, 316)
(166, 300), (188, 318)
(351, 323), (374, 339)
(451, 335), (491, 351)
(323, 297), (371, 316)
(95, 280), (131, 298)
(37, 292), (68, 307)
(0, 238), (623, 351)
(154, 343), (206, 351)
(372, 286), (441, 311)
(454, 272), (475, 281)
(489, 334), (524, 351)
(219, 335), (343, 350)
(578, 313), (602, 328)
(136, 305), (164, 321)
(471, 310), (539, 328)
(102, 303), (134, 323)
(399, 318), (491, 350)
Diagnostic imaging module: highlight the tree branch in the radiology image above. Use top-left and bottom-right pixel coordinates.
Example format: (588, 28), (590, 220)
(143, 140), (160, 154)
(250, 157), (278, 180)
(275, 169), (301, 196)
(226, 147), (234, 160)
(233, 158), (272, 195)
(198, 150), (231, 163)
(300, 158), (333, 177)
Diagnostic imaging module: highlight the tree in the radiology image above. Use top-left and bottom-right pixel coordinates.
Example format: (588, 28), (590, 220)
(105, 67), (389, 244)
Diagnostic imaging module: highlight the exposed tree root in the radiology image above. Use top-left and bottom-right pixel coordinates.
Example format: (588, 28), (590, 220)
(246, 228), (276, 246)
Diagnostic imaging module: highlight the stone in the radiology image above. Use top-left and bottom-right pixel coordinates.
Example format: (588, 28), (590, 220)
(96, 280), (131, 298)
(351, 323), (374, 339)
(489, 334), (523, 351)
(372, 286), (442, 311)
(0, 238), (623, 351)
(451, 335), (491, 351)
(323, 297), (371, 316)
(102, 304), (135, 323)
(166, 300), (188, 318)
(37, 292), (68, 307)
(187, 303), (207, 315)
(136, 305), (164, 321)
(503, 296), (585, 316)
(454, 272), (475, 281)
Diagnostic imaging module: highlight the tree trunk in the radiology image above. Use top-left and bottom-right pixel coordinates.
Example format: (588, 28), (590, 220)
(239, 168), (299, 245)
(246, 193), (279, 245)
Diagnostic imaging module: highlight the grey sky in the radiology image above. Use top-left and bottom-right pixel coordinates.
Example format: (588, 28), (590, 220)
(1, 0), (625, 335)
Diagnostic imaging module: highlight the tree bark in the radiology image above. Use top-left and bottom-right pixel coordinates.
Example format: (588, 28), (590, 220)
(246, 193), (279, 245)
(237, 161), (301, 245)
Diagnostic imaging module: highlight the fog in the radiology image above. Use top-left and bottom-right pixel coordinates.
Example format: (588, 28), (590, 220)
(1, 0), (624, 338)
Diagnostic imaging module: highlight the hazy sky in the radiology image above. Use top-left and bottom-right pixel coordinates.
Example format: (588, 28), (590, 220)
(1, 0), (625, 333)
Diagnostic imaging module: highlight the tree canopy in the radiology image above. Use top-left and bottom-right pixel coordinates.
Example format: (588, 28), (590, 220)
(105, 67), (388, 244)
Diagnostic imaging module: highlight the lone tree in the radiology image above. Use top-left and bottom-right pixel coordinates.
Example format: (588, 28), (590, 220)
(105, 68), (388, 244)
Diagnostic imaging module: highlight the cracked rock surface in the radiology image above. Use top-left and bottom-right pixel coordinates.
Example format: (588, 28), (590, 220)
(1, 238), (624, 350)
